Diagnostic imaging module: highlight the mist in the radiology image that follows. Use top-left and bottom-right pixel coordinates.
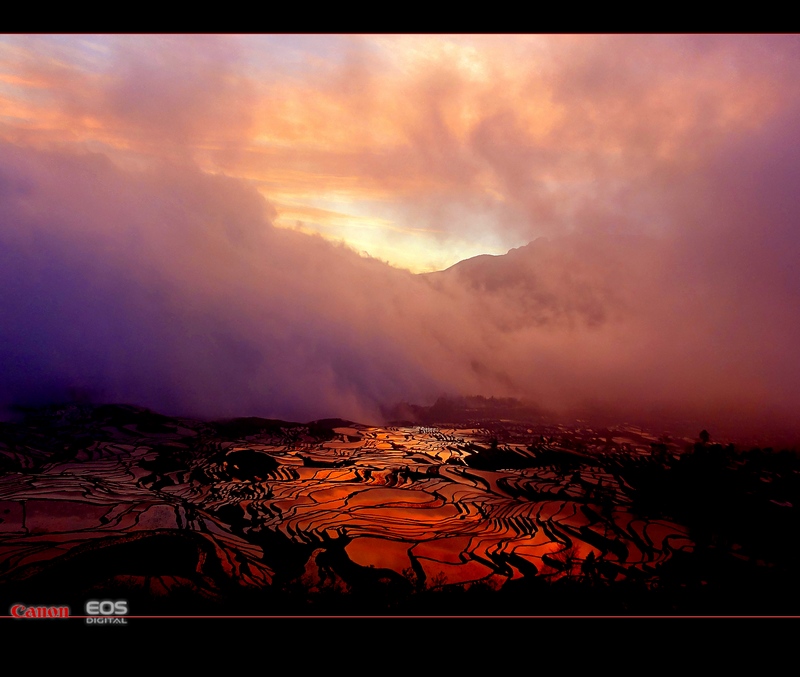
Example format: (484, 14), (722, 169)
(0, 35), (798, 440)
(0, 133), (796, 439)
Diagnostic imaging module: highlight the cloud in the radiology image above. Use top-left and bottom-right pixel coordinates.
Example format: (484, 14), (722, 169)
(0, 35), (256, 167)
(0, 142), (481, 422)
(1, 35), (799, 441)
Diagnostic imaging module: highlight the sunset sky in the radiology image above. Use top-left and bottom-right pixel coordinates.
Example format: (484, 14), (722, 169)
(1, 34), (799, 437)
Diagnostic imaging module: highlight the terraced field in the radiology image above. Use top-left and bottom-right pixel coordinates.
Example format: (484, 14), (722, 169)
(1, 404), (797, 616)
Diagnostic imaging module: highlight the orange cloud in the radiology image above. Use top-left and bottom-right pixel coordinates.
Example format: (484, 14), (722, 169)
(2, 35), (800, 441)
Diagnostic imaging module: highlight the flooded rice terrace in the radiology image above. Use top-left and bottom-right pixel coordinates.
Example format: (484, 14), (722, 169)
(1, 404), (799, 616)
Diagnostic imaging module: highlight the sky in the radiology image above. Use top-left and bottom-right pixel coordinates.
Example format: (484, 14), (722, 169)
(1, 34), (799, 439)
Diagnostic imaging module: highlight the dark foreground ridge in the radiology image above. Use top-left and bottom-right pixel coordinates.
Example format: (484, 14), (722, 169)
(1, 402), (799, 616)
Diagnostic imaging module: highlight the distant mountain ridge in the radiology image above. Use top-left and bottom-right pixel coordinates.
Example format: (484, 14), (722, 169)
(420, 236), (629, 331)
(382, 394), (549, 427)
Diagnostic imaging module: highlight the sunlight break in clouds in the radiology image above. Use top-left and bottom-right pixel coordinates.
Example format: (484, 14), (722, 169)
(0, 34), (799, 439)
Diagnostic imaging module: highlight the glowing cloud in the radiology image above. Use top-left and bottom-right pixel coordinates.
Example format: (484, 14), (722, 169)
(0, 34), (798, 440)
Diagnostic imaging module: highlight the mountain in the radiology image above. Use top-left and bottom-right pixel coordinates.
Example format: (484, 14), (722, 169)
(421, 236), (633, 331)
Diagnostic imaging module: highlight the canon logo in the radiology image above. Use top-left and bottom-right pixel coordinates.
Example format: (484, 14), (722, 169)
(10, 604), (70, 619)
